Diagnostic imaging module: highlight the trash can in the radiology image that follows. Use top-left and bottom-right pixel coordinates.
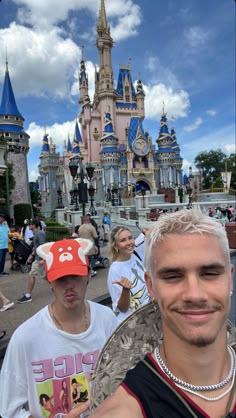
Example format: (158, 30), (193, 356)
(225, 223), (236, 249)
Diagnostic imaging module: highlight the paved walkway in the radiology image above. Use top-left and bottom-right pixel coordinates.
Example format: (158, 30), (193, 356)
(0, 243), (110, 358)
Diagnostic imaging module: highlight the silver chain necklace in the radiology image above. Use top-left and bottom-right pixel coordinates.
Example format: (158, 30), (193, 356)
(49, 303), (88, 333)
(154, 345), (235, 392)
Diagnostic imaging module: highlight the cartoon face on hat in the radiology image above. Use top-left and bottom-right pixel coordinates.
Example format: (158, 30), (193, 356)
(36, 238), (93, 282)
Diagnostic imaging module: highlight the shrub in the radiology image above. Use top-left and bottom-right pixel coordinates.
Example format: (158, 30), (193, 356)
(46, 226), (71, 242)
(14, 203), (32, 226)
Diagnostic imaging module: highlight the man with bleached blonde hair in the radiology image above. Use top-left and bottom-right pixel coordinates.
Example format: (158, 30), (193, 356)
(89, 209), (235, 418)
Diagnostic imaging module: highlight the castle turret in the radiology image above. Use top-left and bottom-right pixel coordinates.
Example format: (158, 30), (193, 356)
(0, 60), (31, 215)
(136, 76), (145, 120)
(79, 51), (89, 106)
(100, 112), (119, 191)
(156, 112), (176, 189)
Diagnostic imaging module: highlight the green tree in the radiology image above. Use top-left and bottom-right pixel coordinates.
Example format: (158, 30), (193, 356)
(194, 149), (235, 190)
(0, 163), (15, 199)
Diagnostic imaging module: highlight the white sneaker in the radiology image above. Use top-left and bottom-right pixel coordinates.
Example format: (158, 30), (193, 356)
(0, 302), (15, 312)
(91, 270), (97, 277)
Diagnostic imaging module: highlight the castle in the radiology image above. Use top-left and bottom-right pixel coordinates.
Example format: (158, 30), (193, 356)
(0, 0), (184, 219)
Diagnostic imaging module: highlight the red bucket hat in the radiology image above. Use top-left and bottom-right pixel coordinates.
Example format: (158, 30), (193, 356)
(36, 238), (93, 282)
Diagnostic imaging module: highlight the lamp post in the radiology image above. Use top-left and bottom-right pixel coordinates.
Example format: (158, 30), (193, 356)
(141, 187), (146, 208)
(118, 183), (122, 206)
(186, 184), (193, 207)
(88, 184), (96, 215)
(56, 186), (64, 209)
(69, 158), (96, 216)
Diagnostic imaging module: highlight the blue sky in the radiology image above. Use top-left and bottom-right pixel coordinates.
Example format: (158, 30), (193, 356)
(0, 0), (235, 181)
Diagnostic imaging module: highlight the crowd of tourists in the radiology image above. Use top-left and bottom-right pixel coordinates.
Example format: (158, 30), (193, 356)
(0, 208), (235, 417)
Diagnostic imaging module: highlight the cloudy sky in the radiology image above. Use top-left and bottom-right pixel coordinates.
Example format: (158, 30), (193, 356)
(0, 0), (235, 181)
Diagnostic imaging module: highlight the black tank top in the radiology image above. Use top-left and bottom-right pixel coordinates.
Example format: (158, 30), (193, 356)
(122, 354), (236, 418)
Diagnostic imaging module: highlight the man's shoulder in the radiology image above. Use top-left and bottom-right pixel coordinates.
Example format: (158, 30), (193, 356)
(11, 307), (47, 340)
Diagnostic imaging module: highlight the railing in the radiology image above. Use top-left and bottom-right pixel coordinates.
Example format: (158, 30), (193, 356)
(129, 211), (138, 220)
(200, 188), (225, 193)
(46, 227), (71, 242)
(120, 210), (127, 220)
(229, 189), (236, 195)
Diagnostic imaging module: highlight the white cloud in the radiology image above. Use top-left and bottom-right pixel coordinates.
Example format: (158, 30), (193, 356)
(13, 0), (142, 42)
(29, 169), (39, 182)
(182, 158), (193, 174)
(206, 109), (217, 116)
(144, 83), (190, 120)
(15, 0), (98, 29)
(224, 144), (236, 154)
(184, 117), (203, 132)
(27, 120), (76, 148)
(0, 23), (81, 99)
(184, 26), (210, 48)
(110, 3), (141, 41)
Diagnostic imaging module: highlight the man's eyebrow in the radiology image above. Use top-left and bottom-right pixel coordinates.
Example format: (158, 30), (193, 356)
(156, 263), (226, 275)
(200, 263), (225, 270)
(156, 267), (183, 275)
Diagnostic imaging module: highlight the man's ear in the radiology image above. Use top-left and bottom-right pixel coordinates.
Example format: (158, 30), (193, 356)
(145, 271), (154, 299)
(230, 263), (234, 292)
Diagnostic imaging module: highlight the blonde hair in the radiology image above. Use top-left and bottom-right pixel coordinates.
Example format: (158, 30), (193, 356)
(144, 208), (230, 275)
(109, 226), (132, 261)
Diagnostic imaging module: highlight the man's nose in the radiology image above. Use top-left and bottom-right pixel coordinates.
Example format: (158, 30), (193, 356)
(182, 276), (208, 302)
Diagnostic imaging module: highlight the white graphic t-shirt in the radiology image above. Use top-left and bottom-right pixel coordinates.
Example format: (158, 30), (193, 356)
(0, 302), (118, 418)
(107, 253), (150, 323)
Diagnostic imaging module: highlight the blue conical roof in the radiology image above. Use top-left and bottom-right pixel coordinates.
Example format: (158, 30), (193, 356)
(67, 137), (72, 152)
(0, 62), (23, 118)
(75, 120), (82, 143)
(42, 133), (49, 152)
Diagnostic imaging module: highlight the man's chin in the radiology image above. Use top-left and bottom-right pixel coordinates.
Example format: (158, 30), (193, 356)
(187, 335), (216, 348)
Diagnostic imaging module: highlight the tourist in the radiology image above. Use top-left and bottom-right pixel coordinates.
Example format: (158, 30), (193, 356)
(102, 212), (111, 242)
(72, 224), (80, 238)
(107, 226), (149, 323)
(8, 224), (21, 270)
(0, 237), (118, 418)
(17, 219), (46, 303)
(78, 215), (98, 278)
(21, 219), (34, 243)
(0, 213), (9, 276)
(89, 209), (235, 418)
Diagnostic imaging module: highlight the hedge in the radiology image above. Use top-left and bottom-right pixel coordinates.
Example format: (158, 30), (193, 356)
(14, 203), (32, 227)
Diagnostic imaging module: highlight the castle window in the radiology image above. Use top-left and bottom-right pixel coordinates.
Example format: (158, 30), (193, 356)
(125, 86), (130, 102)
(4, 115), (9, 119)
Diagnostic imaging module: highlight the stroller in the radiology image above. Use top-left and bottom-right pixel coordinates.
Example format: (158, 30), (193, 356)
(93, 228), (109, 269)
(11, 237), (33, 273)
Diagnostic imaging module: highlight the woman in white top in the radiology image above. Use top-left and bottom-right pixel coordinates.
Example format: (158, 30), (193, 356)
(107, 226), (149, 323)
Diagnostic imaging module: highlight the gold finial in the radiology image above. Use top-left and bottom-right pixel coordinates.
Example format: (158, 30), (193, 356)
(81, 45), (84, 60)
(128, 57), (132, 70)
(5, 47), (8, 72)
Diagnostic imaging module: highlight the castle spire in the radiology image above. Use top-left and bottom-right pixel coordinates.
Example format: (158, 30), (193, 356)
(0, 60), (23, 118)
(79, 47), (89, 105)
(97, 0), (108, 33)
(96, 0), (114, 94)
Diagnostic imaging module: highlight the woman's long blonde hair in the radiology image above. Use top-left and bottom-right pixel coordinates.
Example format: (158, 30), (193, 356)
(109, 226), (132, 261)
